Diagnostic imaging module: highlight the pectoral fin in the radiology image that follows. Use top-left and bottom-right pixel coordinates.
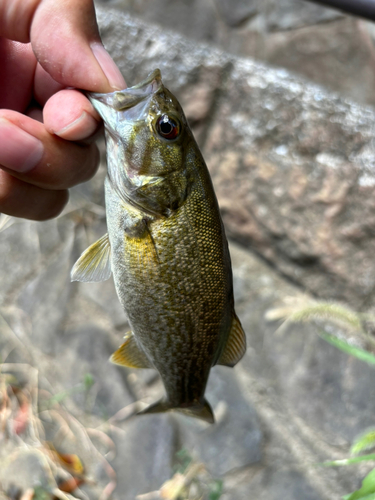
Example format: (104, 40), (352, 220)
(217, 313), (247, 367)
(71, 233), (111, 283)
(110, 332), (152, 369)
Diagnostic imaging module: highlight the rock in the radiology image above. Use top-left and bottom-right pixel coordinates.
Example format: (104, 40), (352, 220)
(264, 18), (375, 106)
(229, 242), (372, 497)
(78, 279), (129, 329)
(262, 322), (375, 443)
(35, 218), (66, 256)
(55, 324), (134, 418)
(178, 65), (223, 124)
(222, 467), (326, 500)
(205, 67), (375, 309)
(178, 366), (262, 476)
(0, 448), (51, 492)
(94, 0), (373, 108)
(214, 0), (258, 27)
(105, 0), (218, 44)
(264, 0), (342, 32)
(0, 220), (41, 307)
(16, 228), (75, 355)
(109, 415), (177, 499)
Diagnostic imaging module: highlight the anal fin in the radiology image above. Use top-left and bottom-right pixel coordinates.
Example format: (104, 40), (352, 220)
(71, 233), (111, 283)
(110, 331), (152, 369)
(217, 313), (247, 367)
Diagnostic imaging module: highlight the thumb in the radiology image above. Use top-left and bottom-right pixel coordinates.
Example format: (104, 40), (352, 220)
(30, 0), (126, 92)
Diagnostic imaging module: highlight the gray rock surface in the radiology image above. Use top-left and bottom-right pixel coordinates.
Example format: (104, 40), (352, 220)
(60, 324), (134, 417)
(110, 415), (177, 498)
(95, 0), (375, 107)
(214, 0), (258, 27)
(264, 0), (342, 31)
(0, 220), (41, 306)
(0, 449), (52, 491)
(180, 367), (262, 476)
(222, 467), (326, 500)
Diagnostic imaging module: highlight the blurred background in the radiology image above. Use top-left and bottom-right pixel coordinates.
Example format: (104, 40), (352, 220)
(2, 1), (375, 499)
(97, 0), (375, 106)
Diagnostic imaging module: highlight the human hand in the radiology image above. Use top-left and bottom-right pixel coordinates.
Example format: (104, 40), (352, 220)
(0, 0), (126, 220)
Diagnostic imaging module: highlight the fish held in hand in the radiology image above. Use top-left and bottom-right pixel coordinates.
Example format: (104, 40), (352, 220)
(71, 69), (246, 423)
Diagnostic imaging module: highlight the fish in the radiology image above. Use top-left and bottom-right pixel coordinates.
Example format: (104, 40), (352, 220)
(71, 69), (246, 423)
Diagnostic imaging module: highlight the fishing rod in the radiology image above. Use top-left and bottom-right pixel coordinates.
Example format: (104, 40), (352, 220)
(306, 0), (375, 21)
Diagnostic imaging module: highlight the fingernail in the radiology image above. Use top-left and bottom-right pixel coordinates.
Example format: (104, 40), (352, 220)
(0, 119), (44, 173)
(91, 43), (126, 90)
(54, 111), (99, 141)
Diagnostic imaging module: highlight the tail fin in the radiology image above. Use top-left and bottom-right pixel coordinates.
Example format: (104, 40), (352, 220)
(138, 398), (215, 424)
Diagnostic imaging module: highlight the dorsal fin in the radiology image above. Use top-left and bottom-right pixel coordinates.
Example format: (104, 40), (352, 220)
(71, 233), (111, 283)
(110, 331), (152, 369)
(217, 313), (247, 367)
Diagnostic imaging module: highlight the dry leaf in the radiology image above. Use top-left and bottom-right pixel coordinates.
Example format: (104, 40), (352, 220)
(58, 476), (84, 493)
(160, 473), (186, 499)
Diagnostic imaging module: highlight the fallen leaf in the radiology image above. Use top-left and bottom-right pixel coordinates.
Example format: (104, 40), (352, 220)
(58, 476), (84, 493)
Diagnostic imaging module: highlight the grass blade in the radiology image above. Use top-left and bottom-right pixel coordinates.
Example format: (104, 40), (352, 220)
(322, 454), (375, 467)
(319, 332), (375, 367)
(345, 468), (375, 500)
(352, 430), (375, 456)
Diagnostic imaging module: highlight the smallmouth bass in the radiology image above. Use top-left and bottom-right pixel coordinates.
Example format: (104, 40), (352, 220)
(71, 69), (246, 423)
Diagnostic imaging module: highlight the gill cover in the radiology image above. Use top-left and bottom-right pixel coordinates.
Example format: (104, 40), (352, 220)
(88, 68), (191, 219)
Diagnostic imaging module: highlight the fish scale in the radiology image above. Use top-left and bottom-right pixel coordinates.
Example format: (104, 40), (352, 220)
(71, 69), (247, 423)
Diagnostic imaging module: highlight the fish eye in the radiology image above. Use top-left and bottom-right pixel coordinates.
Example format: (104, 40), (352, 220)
(156, 114), (180, 140)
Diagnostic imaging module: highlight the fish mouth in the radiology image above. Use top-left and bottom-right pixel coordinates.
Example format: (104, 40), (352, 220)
(88, 68), (163, 110)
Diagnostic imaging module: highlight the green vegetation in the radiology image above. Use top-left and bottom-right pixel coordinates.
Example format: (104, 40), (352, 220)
(267, 297), (375, 500)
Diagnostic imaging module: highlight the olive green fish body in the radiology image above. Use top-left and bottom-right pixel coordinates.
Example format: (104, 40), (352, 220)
(71, 70), (246, 422)
(106, 148), (232, 407)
